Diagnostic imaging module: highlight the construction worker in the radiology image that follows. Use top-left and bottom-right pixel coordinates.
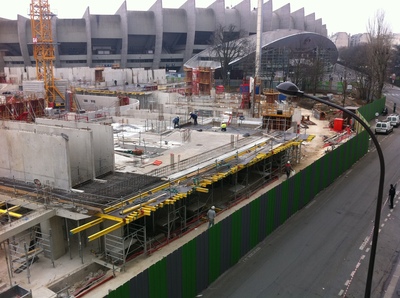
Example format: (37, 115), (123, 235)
(221, 122), (227, 132)
(172, 116), (180, 128)
(285, 161), (293, 180)
(389, 183), (396, 209)
(189, 112), (198, 125)
(207, 206), (216, 229)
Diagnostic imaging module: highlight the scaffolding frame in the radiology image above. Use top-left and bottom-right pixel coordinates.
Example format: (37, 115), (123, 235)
(7, 228), (54, 284)
(104, 223), (147, 272)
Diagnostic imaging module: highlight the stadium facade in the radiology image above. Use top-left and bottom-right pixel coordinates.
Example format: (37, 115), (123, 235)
(0, 0), (330, 73)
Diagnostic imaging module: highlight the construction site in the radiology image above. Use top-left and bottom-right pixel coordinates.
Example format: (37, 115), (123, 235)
(0, 1), (358, 298)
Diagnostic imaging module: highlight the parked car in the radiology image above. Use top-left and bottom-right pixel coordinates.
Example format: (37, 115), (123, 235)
(375, 121), (393, 134)
(386, 114), (400, 127)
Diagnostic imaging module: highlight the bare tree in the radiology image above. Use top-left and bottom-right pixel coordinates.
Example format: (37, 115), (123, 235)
(339, 44), (371, 101)
(388, 44), (400, 86)
(367, 10), (393, 100)
(209, 24), (253, 87)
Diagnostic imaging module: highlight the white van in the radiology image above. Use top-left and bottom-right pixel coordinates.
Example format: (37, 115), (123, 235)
(386, 114), (400, 128)
(375, 121), (393, 134)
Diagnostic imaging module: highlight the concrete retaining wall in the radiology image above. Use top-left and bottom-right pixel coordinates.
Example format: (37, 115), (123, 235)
(0, 129), (70, 190)
(35, 119), (114, 178)
(0, 122), (96, 190)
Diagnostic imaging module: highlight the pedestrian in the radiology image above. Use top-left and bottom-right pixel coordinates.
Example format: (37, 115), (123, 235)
(394, 103), (397, 114)
(114, 79), (117, 86)
(221, 122), (227, 131)
(389, 183), (396, 209)
(189, 112), (198, 125)
(172, 116), (180, 128)
(207, 206), (216, 229)
(285, 161), (293, 180)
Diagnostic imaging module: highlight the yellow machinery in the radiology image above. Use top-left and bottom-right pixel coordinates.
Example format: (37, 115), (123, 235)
(30, 0), (64, 107)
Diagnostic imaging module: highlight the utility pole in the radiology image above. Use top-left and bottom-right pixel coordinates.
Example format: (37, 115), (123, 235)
(252, 0), (263, 117)
(342, 69), (347, 107)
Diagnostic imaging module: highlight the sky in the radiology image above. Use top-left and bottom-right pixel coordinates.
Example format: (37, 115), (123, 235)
(1, 0), (399, 36)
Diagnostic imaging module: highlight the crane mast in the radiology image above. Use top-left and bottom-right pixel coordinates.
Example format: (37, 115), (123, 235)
(30, 0), (63, 106)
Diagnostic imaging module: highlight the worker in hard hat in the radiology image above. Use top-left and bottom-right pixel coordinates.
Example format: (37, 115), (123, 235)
(189, 112), (198, 125)
(172, 116), (180, 128)
(207, 206), (216, 229)
(221, 122), (227, 132)
(285, 161), (293, 180)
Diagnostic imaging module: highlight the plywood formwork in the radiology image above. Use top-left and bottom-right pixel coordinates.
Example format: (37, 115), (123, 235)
(260, 102), (294, 131)
(0, 97), (45, 121)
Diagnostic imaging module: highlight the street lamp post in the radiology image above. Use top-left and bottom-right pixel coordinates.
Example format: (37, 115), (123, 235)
(227, 71), (231, 92)
(276, 81), (385, 298)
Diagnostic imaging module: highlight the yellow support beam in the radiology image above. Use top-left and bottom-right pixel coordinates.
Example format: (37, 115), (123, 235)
(0, 210), (22, 218)
(88, 222), (125, 242)
(0, 205), (22, 218)
(103, 181), (175, 214)
(195, 187), (209, 193)
(70, 218), (104, 235)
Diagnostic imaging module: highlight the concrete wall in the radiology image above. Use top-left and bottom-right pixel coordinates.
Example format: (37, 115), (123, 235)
(3, 67), (166, 86)
(40, 216), (66, 260)
(0, 121), (97, 190)
(75, 94), (120, 111)
(35, 119), (115, 178)
(0, 127), (70, 190)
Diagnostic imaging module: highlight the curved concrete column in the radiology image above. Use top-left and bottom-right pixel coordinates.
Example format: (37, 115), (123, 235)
(83, 8), (93, 67)
(291, 8), (305, 31)
(262, 1), (273, 32)
(274, 3), (291, 29)
(234, 0), (251, 35)
(209, 0), (226, 27)
(305, 13), (316, 33)
(116, 1), (128, 69)
(17, 15), (32, 67)
(149, 0), (163, 70)
(181, 0), (196, 69)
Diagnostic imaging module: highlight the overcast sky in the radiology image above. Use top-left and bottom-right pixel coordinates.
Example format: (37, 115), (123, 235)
(1, 0), (399, 36)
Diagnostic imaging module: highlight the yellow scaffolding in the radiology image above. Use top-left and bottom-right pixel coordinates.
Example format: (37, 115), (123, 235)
(71, 138), (310, 241)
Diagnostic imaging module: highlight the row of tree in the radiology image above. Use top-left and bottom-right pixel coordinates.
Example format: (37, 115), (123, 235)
(339, 11), (396, 102)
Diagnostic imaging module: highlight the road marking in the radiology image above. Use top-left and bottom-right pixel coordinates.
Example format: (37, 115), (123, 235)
(338, 289), (344, 296)
(359, 236), (370, 250)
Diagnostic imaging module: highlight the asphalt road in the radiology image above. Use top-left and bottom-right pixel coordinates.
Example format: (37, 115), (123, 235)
(199, 98), (400, 298)
(384, 85), (400, 114)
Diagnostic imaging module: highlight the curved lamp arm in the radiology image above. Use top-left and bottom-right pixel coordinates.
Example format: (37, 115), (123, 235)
(276, 82), (385, 298)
